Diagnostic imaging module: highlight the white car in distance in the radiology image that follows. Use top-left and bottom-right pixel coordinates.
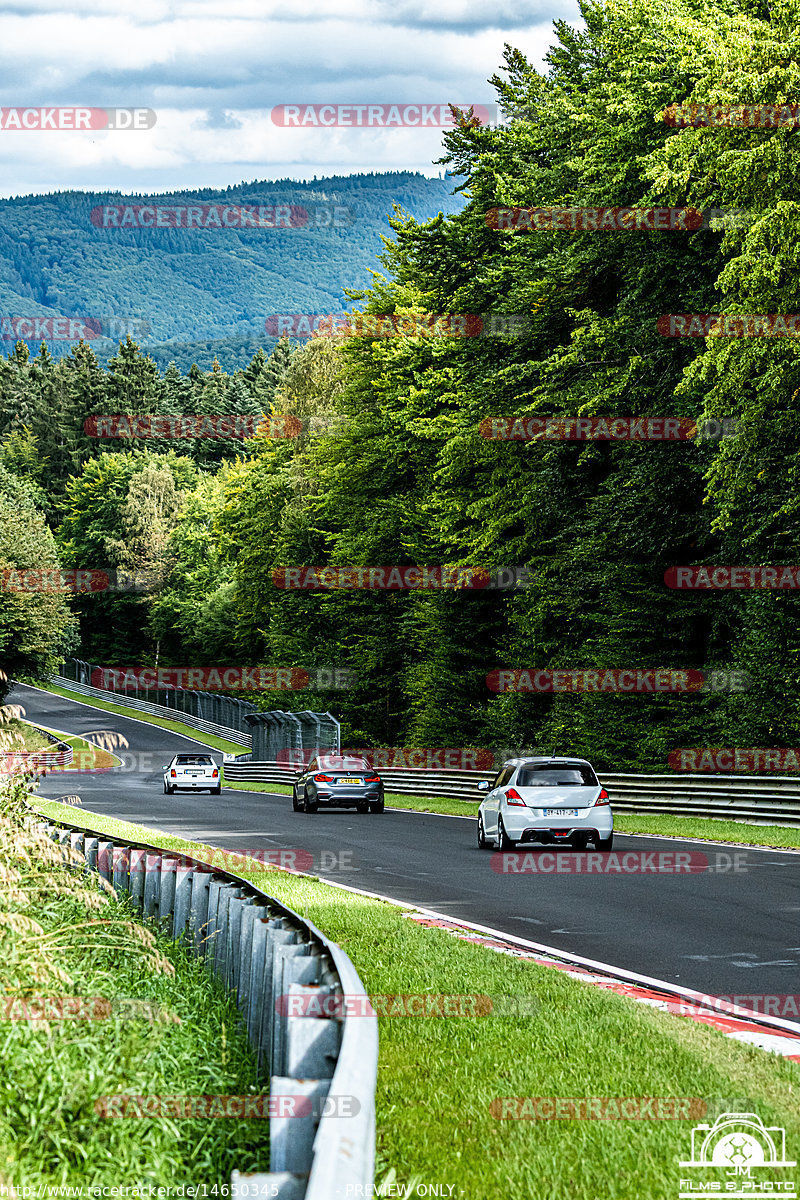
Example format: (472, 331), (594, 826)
(163, 753), (221, 795)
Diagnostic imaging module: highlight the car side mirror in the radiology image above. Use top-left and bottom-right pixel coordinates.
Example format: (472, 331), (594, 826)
(477, 780), (490, 792)
(161, 765), (170, 771)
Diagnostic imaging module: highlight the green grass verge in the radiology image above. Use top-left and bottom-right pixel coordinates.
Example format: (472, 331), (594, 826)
(1, 803), (270, 1187)
(29, 794), (800, 1200)
(3, 719), (52, 752)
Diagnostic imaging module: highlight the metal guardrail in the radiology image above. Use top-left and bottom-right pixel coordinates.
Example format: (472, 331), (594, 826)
(36, 815), (377, 1199)
(222, 760), (800, 826)
(49, 667), (343, 759)
(47, 674), (254, 746)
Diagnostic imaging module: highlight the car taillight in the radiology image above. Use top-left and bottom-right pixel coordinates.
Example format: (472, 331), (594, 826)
(505, 787), (526, 807)
(170, 770), (177, 778)
(212, 769), (219, 778)
(364, 775), (380, 783)
(594, 787), (610, 806)
(314, 774), (334, 783)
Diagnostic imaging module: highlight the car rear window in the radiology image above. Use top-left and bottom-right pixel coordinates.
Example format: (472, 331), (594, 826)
(517, 764), (597, 787)
(318, 755), (370, 771)
(175, 755), (213, 765)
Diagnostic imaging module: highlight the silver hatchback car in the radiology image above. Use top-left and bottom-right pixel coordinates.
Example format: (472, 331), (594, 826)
(476, 756), (613, 850)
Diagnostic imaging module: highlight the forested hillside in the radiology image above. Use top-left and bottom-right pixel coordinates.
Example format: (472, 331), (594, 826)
(2, 0), (799, 770)
(0, 173), (466, 372)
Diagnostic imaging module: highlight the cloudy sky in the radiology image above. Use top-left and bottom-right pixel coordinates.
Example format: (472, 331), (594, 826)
(0, 0), (579, 197)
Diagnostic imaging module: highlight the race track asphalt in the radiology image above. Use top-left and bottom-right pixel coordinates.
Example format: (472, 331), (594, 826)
(12, 682), (800, 998)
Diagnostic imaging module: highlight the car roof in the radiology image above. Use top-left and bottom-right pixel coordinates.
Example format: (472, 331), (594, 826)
(507, 756), (594, 768)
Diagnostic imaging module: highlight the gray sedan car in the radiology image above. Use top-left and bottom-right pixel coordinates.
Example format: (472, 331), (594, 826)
(292, 754), (385, 814)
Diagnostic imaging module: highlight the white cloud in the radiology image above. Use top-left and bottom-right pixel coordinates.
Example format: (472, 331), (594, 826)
(0, 0), (579, 194)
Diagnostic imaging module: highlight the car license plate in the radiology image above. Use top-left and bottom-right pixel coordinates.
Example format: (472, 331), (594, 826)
(543, 808), (579, 817)
(340, 777), (362, 785)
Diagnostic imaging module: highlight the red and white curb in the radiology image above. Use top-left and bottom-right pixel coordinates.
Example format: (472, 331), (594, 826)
(404, 912), (800, 1062)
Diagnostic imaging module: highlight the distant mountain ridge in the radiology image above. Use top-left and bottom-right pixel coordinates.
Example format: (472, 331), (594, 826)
(0, 172), (467, 372)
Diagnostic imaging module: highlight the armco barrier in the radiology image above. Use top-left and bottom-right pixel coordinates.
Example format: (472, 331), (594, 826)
(35, 816), (377, 1200)
(47, 673), (253, 746)
(223, 761), (800, 826)
(47, 668), (342, 759)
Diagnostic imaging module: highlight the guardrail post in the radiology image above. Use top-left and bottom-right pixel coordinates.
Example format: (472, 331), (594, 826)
(173, 861), (194, 942)
(269, 1079), (330, 1174)
(69, 832), (85, 865)
(97, 840), (114, 883)
(237, 903), (270, 1018)
(83, 835), (99, 873)
(143, 853), (161, 917)
(204, 877), (227, 964)
(112, 845), (130, 894)
(159, 856), (179, 925)
(128, 848), (147, 909)
(213, 885), (242, 981)
(227, 895), (254, 993)
(257, 930), (301, 1076)
(189, 868), (211, 953)
(272, 948), (323, 1076)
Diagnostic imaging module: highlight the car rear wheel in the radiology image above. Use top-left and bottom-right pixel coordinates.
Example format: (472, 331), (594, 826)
(356, 800), (369, 814)
(165, 783), (174, 795)
(303, 789), (317, 813)
(596, 833), (613, 850)
(369, 798), (384, 813)
(211, 785), (221, 795)
(571, 833), (589, 850)
(292, 788), (302, 812)
(497, 815), (515, 850)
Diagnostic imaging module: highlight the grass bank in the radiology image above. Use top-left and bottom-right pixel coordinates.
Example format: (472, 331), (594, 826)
(0, 780), (270, 1189)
